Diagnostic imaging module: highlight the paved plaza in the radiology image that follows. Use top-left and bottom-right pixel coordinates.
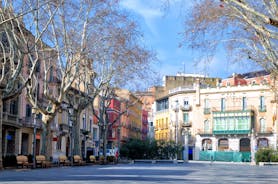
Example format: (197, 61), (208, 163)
(0, 162), (278, 184)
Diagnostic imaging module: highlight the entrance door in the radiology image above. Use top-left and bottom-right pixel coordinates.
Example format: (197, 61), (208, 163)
(188, 146), (193, 160)
(240, 138), (250, 152)
(21, 133), (29, 155)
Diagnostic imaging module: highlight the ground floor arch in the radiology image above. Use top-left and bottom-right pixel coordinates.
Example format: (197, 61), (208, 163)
(240, 138), (250, 152)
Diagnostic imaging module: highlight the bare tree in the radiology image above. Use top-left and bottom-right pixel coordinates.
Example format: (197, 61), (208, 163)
(65, 1), (156, 157)
(0, 1), (43, 169)
(183, 0), (278, 74)
(21, 0), (97, 160)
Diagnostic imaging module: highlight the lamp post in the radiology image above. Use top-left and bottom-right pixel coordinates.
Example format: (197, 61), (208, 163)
(250, 128), (256, 165)
(68, 106), (73, 166)
(117, 125), (121, 161)
(182, 128), (189, 163)
(173, 100), (179, 160)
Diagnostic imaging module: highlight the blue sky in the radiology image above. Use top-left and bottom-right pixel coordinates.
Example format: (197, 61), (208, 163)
(120, 0), (261, 79)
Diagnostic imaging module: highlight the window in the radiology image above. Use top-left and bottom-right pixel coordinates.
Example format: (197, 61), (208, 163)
(183, 113), (189, 123)
(240, 138), (250, 152)
(92, 128), (98, 140)
(204, 120), (210, 133)
(258, 138), (268, 148)
(218, 138), (229, 151)
(204, 99), (209, 108)
(49, 67), (54, 82)
(156, 98), (169, 111)
(183, 99), (189, 109)
(259, 96), (266, 111)
(204, 99), (210, 114)
(242, 97), (247, 111)
(82, 114), (86, 130)
(221, 98), (225, 111)
(89, 119), (92, 132)
(37, 83), (40, 99)
(36, 60), (40, 73)
(10, 99), (18, 115)
(56, 136), (62, 150)
(260, 118), (266, 133)
(26, 104), (32, 117)
(202, 139), (212, 151)
(112, 128), (116, 138)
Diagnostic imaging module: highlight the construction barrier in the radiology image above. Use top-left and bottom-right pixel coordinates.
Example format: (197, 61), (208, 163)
(199, 151), (251, 162)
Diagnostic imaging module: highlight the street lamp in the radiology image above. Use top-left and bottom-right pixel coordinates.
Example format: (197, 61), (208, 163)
(182, 128), (189, 163)
(173, 100), (179, 160)
(117, 125), (121, 161)
(250, 128), (256, 165)
(67, 106), (74, 166)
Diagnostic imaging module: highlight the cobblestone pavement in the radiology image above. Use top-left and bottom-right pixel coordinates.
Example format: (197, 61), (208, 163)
(0, 162), (277, 184)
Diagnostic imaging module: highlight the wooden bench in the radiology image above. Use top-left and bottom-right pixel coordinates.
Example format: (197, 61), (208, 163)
(58, 155), (71, 166)
(73, 155), (86, 166)
(36, 155), (52, 168)
(16, 155), (32, 168)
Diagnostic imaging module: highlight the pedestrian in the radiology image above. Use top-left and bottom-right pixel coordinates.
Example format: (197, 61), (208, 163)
(115, 151), (119, 163)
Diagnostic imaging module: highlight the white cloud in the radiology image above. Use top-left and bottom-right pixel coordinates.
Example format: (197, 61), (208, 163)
(120, 0), (163, 36)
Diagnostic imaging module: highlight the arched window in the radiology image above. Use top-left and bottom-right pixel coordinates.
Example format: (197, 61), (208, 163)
(260, 118), (266, 133)
(258, 138), (268, 148)
(218, 138), (229, 151)
(202, 139), (212, 151)
(240, 138), (250, 152)
(204, 120), (210, 133)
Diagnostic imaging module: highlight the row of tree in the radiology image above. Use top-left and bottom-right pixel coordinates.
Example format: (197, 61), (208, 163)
(0, 0), (156, 169)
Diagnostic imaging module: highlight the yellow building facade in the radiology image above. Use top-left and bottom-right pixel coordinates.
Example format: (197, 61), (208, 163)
(154, 110), (170, 141)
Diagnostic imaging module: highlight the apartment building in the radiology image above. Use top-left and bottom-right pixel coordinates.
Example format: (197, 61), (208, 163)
(153, 74), (219, 143)
(195, 71), (276, 162)
(156, 71), (277, 162)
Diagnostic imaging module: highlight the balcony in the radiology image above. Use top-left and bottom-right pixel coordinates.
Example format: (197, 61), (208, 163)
(198, 129), (213, 136)
(20, 117), (43, 129)
(212, 107), (253, 135)
(59, 124), (69, 134)
(2, 112), (21, 128)
(180, 105), (191, 111)
(169, 86), (194, 94)
(257, 127), (273, 135)
(182, 121), (192, 127)
(258, 105), (267, 112)
(204, 108), (211, 114)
